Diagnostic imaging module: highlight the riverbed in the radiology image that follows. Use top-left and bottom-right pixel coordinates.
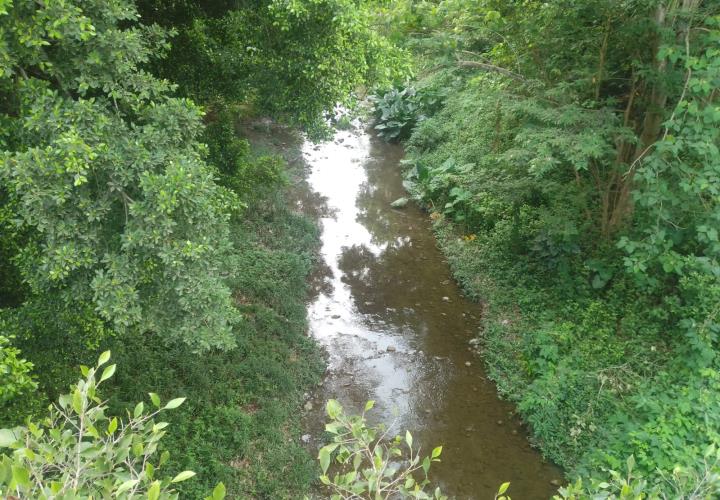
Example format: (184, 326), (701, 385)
(300, 124), (561, 499)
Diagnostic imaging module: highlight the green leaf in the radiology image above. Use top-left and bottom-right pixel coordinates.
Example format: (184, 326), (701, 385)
(431, 446), (442, 459)
(72, 389), (84, 414)
(326, 399), (342, 419)
(107, 417), (118, 435)
(319, 444), (335, 474)
(147, 481), (161, 500)
(405, 430), (413, 449)
(149, 392), (161, 408)
(164, 397), (186, 410)
(211, 482), (226, 500)
(115, 479), (139, 495)
(172, 470), (196, 483)
(364, 400), (375, 412)
(98, 350), (111, 366)
(11, 465), (30, 488)
(498, 482), (510, 495)
(100, 364), (116, 382)
(0, 429), (17, 447)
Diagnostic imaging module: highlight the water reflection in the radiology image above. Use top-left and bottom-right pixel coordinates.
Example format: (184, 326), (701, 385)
(302, 126), (561, 499)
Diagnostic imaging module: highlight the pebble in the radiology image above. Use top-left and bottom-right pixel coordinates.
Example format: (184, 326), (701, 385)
(386, 345), (397, 352)
(465, 361), (472, 367)
(331, 314), (341, 319)
(442, 296), (450, 302)
(497, 420), (503, 425)
(304, 401), (313, 411)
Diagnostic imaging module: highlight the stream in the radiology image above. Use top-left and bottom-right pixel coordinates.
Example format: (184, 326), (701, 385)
(300, 124), (561, 499)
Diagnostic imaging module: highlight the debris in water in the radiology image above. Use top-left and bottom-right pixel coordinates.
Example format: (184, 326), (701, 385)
(304, 401), (313, 411)
(390, 197), (409, 208)
(301, 434), (311, 443)
(465, 361), (472, 367)
(442, 296), (450, 302)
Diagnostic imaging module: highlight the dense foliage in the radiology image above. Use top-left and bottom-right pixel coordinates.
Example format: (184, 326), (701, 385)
(0, 0), (404, 496)
(135, 0), (410, 136)
(372, 0), (720, 497)
(0, 0), (239, 352)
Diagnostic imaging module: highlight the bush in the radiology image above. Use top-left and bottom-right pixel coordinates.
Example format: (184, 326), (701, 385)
(371, 82), (446, 142)
(317, 399), (448, 500)
(0, 352), (225, 500)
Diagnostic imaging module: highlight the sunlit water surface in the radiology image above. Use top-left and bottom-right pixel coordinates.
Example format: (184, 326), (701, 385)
(300, 125), (561, 499)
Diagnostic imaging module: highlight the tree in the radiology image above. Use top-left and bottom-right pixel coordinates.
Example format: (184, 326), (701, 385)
(135, 0), (411, 135)
(0, 0), (239, 351)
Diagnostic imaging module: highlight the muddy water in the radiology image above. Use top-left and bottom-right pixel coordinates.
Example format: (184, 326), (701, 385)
(301, 125), (561, 499)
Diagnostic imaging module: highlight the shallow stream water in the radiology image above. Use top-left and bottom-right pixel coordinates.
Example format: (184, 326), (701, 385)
(300, 125), (561, 499)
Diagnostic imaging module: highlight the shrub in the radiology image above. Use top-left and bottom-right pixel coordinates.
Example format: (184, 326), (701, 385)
(317, 399), (447, 499)
(0, 352), (225, 500)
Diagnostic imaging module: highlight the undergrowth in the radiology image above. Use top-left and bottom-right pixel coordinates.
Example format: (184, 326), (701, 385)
(386, 67), (720, 495)
(0, 119), (324, 498)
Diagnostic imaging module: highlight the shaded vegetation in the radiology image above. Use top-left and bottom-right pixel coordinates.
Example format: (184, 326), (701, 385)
(0, 0), (406, 497)
(372, 0), (720, 496)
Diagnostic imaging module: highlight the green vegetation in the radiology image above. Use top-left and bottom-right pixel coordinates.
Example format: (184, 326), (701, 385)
(2, 0), (719, 496)
(317, 400), (446, 500)
(0, 0), (405, 497)
(371, 0), (720, 497)
(0, 352), (224, 499)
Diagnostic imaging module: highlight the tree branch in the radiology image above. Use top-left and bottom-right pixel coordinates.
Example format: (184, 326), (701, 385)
(455, 59), (525, 81)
